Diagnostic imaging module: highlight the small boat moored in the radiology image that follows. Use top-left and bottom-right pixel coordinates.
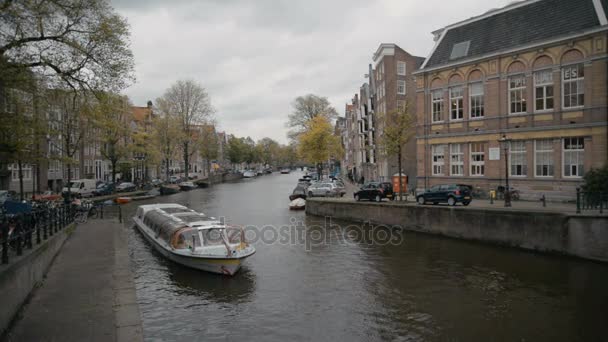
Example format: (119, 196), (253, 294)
(280, 168), (291, 174)
(160, 184), (180, 195)
(133, 203), (255, 275)
(179, 181), (197, 191)
(243, 170), (256, 178)
(289, 198), (306, 210)
(115, 197), (132, 204)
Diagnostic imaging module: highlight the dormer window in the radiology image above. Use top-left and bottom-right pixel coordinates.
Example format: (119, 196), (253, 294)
(449, 41), (470, 60)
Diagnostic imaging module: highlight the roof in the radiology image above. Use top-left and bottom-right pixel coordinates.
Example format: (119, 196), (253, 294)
(414, 56), (426, 69)
(132, 106), (153, 122)
(423, 0), (605, 70)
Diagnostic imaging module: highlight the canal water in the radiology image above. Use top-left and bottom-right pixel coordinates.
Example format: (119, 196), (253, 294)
(125, 172), (608, 341)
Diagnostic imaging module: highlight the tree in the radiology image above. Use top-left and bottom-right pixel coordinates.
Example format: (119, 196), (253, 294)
(157, 80), (214, 179)
(92, 93), (132, 183)
(582, 165), (608, 194)
(226, 136), (245, 167)
(198, 124), (219, 176)
(287, 94), (337, 141)
(0, 0), (135, 92)
(256, 138), (280, 166)
(376, 102), (415, 201)
(151, 108), (181, 182)
(45, 89), (93, 196)
(297, 116), (343, 177)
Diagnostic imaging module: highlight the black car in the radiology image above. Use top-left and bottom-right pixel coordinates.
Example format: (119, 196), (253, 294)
(354, 182), (394, 202)
(92, 183), (115, 196)
(416, 184), (472, 206)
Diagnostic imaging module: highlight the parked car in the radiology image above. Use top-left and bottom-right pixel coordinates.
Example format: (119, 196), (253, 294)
(93, 183), (115, 196)
(62, 179), (97, 198)
(307, 182), (340, 197)
(169, 176), (179, 184)
(116, 182), (137, 192)
(151, 178), (163, 186)
(416, 184), (472, 206)
(354, 182), (394, 202)
(331, 180), (346, 197)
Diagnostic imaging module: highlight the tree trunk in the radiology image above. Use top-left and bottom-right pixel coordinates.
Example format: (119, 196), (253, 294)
(183, 142), (189, 179)
(165, 158), (170, 182)
(18, 159), (24, 201)
(398, 145), (403, 202)
(111, 159), (117, 183)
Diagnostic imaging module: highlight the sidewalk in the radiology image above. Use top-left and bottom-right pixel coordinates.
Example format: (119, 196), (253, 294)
(5, 219), (143, 341)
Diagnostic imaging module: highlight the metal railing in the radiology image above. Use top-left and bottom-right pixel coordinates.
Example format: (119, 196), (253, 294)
(1, 205), (75, 265)
(576, 188), (607, 214)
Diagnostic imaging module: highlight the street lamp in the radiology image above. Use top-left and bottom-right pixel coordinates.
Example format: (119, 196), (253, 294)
(498, 135), (512, 207)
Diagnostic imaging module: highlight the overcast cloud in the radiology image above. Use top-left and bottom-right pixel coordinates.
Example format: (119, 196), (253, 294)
(111, 0), (511, 144)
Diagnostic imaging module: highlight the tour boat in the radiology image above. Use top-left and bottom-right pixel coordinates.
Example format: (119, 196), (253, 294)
(289, 198), (306, 210)
(133, 203), (255, 275)
(280, 168), (291, 174)
(178, 181), (197, 191)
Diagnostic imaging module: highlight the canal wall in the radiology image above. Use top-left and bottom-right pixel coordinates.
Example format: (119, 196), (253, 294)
(0, 223), (75, 335)
(306, 200), (608, 263)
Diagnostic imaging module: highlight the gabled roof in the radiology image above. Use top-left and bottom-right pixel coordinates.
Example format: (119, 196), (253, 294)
(422, 0), (605, 70)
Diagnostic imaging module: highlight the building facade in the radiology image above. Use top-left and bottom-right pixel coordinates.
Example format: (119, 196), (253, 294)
(414, 0), (608, 200)
(372, 44), (425, 189)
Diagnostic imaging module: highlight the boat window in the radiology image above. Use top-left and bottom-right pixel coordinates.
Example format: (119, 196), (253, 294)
(225, 227), (243, 244)
(171, 228), (201, 249)
(162, 207), (190, 214)
(201, 229), (225, 246)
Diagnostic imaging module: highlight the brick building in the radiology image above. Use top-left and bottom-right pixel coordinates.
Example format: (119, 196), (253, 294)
(414, 0), (608, 200)
(372, 44), (425, 189)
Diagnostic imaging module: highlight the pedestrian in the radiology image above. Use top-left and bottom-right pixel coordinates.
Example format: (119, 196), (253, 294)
(360, 175), (365, 185)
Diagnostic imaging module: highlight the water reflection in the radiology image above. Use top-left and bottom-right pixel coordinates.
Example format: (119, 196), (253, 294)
(166, 263), (256, 303)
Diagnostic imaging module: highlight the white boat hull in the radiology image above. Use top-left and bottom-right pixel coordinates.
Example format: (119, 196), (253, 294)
(133, 218), (252, 275)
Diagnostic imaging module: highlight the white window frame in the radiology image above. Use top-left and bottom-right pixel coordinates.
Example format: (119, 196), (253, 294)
(450, 144), (464, 176)
(509, 141), (527, 177)
(563, 137), (585, 178)
(533, 69), (554, 112)
(469, 82), (484, 119)
(432, 145), (446, 176)
(508, 75), (527, 115)
(397, 80), (406, 95)
(397, 61), (406, 76)
(562, 64), (584, 109)
(534, 140), (554, 178)
(432, 89), (444, 123)
(449, 86), (463, 121)
(470, 143), (485, 176)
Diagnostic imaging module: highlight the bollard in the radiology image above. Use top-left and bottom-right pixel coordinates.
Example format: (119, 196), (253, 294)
(43, 210), (48, 240)
(576, 187), (581, 214)
(16, 222), (23, 256)
(541, 194), (546, 207)
(100, 203), (104, 219)
(119, 205), (123, 223)
(35, 212), (41, 245)
(2, 222), (8, 264)
(26, 218), (33, 250)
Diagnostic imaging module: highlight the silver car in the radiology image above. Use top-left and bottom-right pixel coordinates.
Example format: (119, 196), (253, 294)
(307, 183), (339, 197)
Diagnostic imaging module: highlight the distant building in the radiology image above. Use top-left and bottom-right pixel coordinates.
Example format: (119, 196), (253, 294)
(414, 0), (608, 200)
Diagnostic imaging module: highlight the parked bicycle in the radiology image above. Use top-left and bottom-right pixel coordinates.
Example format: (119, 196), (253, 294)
(74, 200), (98, 224)
(496, 186), (520, 201)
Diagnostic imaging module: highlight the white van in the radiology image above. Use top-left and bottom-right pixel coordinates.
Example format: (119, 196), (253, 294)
(62, 179), (97, 198)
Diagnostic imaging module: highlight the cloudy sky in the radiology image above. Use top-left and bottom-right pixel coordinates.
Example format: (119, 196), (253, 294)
(111, 0), (511, 144)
